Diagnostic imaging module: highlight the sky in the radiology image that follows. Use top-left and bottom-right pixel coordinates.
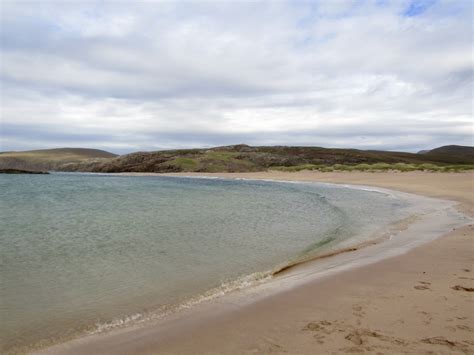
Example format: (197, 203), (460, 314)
(1, 0), (472, 154)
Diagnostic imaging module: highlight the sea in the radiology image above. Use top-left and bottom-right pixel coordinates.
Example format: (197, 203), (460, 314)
(0, 173), (414, 353)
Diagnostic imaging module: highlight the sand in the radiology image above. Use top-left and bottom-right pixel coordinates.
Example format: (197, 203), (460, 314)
(38, 171), (474, 355)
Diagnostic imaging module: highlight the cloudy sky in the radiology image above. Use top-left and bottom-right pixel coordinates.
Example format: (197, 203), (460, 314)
(1, 0), (472, 154)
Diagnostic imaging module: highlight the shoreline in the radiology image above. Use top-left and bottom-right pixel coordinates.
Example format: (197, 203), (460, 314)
(36, 171), (474, 354)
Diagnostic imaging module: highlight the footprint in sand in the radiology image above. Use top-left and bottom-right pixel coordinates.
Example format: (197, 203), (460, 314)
(421, 336), (469, 352)
(345, 329), (408, 347)
(260, 337), (286, 352)
(303, 320), (332, 332)
(313, 333), (326, 344)
(451, 285), (474, 292)
(351, 305), (366, 326)
(414, 281), (431, 290)
(419, 311), (433, 325)
(302, 320), (334, 344)
(352, 304), (366, 317)
(345, 332), (364, 346)
(457, 324), (474, 332)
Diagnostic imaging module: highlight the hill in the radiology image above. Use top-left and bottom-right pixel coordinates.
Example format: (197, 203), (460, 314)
(1, 145), (472, 173)
(60, 144), (474, 173)
(419, 145), (474, 164)
(0, 148), (117, 171)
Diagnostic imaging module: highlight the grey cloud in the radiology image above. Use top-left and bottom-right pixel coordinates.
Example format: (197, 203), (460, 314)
(3, 118), (471, 155)
(1, 0), (472, 152)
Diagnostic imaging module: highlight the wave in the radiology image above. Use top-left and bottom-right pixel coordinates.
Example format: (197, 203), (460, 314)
(88, 215), (416, 337)
(88, 269), (275, 335)
(272, 213), (421, 277)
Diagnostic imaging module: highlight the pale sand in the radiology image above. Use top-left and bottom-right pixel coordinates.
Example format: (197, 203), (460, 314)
(39, 172), (473, 354)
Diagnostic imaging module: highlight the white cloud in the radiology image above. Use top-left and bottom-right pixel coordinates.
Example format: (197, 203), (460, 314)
(0, 0), (472, 153)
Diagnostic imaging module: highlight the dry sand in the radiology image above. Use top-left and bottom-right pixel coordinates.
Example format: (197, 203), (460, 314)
(40, 172), (474, 354)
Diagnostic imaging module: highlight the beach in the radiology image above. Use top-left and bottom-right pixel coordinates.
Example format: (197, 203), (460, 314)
(38, 171), (473, 354)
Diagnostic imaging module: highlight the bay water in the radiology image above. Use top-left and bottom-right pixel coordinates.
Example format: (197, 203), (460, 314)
(0, 173), (412, 352)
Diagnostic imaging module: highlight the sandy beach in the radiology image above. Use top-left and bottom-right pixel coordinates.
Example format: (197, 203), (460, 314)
(39, 171), (473, 354)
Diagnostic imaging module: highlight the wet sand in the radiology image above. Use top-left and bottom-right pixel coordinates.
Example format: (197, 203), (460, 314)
(39, 171), (474, 354)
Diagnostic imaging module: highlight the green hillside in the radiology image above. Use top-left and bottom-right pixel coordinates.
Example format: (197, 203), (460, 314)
(1, 145), (472, 173)
(0, 148), (117, 171)
(420, 145), (474, 163)
(66, 144), (474, 173)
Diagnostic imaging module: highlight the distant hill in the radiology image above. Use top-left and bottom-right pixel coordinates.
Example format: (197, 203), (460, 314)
(0, 148), (117, 171)
(51, 144), (473, 173)
(1, 145), (472, 173)
(419, 145), (474, 164)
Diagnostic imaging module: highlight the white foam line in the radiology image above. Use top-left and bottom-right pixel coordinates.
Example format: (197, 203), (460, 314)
(88, 269), (275, 336)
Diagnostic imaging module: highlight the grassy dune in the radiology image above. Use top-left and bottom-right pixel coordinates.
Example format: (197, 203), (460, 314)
(273, 162), (474, 173)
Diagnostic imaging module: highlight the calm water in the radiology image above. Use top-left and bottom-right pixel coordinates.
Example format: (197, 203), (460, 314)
(0, 173), (412, 352)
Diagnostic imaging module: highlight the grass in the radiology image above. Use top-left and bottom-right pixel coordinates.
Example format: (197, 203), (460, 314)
(167, 157), (199, 170)
(204, 151), (239, 161)
(165, 151), (257, 172)
(272, 164), (323, 172)
(272, 163), (474, 173)
(199, 151), (257, 172)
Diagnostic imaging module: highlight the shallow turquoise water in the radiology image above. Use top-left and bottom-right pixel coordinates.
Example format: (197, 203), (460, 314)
(0, 173), (411, 352)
